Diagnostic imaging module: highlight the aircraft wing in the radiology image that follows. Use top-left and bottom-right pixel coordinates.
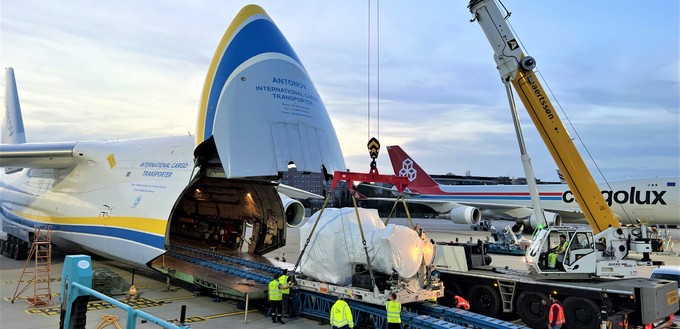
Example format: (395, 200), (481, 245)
(454, 201), (582, 220)
(358, 183), (423, 198)
(366, 197), (463, 213)
(0, 142), (325, 203)
(534, 207), (585, 220)
(276, 183), (323, 200)
(367, 196), (586, 221)
(0, 142), (77, 170)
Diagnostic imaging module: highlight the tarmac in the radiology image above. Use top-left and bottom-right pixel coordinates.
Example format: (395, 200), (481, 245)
(1, 218), (678, 328)
(0, 254), (327, 329)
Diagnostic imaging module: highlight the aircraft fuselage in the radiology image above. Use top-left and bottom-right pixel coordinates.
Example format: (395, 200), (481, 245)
(426, 177), (679, 224)
(0, 135), (292, 267)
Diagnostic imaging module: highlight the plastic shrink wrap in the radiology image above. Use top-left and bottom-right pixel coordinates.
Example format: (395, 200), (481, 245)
(298, 207), (430, 286)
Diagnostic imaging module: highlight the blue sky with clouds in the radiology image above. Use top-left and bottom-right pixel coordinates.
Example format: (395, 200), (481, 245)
(1, 1), (678, 182)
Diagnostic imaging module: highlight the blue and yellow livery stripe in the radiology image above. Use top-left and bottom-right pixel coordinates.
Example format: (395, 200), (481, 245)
(1, 207), (166, 249)
(196, 5), (303, 144)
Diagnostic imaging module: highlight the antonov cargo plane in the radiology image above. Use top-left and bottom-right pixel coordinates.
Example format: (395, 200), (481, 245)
(385, 145), (679, 230)
(0, 5), (345, 267)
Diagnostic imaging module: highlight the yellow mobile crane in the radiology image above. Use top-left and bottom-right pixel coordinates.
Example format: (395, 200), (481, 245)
(467, 0), (659, 279)
(425, 4), (678, 327)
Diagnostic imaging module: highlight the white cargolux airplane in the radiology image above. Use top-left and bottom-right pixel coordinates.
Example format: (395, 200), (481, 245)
(386, 145), (679, 230)
(0, 3), (345, 274)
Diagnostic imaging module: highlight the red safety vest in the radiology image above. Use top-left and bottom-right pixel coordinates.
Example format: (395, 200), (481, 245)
(454, 296), (470, 310)
(549, 303), (566, 326)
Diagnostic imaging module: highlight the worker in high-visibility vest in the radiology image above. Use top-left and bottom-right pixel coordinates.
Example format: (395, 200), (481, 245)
(385, 293), (402, 329)
(542, 294), (565, 329)
(279, 269), (292, 317)
(453, 295), (470, 310)
(330, 294), (353, 329)
(548, 234), (569, 269)
(268, 274), (284, 324)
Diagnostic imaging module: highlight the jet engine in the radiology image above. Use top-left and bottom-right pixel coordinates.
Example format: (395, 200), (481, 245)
(525, 211), (562, 230)
(279, 193), (306, 227)
(449, 206), (481, 225)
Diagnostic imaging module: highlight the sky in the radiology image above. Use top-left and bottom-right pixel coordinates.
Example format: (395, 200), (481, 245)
(1, 1), (678, 182)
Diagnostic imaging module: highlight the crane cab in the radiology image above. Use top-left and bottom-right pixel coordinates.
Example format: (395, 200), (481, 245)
(526, 226), (639, 279)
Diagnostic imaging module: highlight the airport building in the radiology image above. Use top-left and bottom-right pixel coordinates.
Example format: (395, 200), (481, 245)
(431, 174), (559, 185)
(280, 167), (352, 213)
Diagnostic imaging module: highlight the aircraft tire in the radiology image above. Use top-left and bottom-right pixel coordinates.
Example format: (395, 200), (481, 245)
(2, 241), (8, 257)
(563, 296), (600, 329)
(468, 284), (502, 318)
(9, 241), (16, 257)
(16, 242), (28, 260)
(11, 242), (19, 260)
(516, 291), (548, 329)
(0, 239), (5, 255)
(9, 241), (16, 259)
(5, 236), (15, 257)
(15, 242), (22, 260)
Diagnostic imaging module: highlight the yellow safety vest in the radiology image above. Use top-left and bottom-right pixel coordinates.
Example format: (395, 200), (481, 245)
(330, 300), (353, 328)
(268, 279), (282, 301)
(279, 274), (290, 294)
(386, 300), (402, 323)
(558, 241), (568, 252)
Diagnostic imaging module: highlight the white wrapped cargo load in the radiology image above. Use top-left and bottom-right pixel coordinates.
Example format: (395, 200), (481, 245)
(298, 207), (429, 286)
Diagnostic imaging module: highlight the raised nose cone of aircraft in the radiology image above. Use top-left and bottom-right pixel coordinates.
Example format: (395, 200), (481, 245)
(195, 5), (345, 179)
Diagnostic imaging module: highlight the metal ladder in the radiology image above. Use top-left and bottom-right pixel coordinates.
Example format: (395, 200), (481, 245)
(496, 280), (516, 313)
(12, 226), (53, 306)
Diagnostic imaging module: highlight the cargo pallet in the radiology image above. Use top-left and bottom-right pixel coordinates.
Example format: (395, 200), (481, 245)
(293, 289), (529, 329)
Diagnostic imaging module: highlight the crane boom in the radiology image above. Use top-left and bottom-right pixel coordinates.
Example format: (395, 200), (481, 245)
(467, 0), (619, 234)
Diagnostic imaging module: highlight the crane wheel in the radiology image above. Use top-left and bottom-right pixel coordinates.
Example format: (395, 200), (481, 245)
(516, 291), (548, 329)
(563, 296), (600, 328)
(468, 285), (502, 318)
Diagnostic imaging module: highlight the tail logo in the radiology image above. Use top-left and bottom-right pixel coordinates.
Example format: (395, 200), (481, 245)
(399, 159), (417, 182)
